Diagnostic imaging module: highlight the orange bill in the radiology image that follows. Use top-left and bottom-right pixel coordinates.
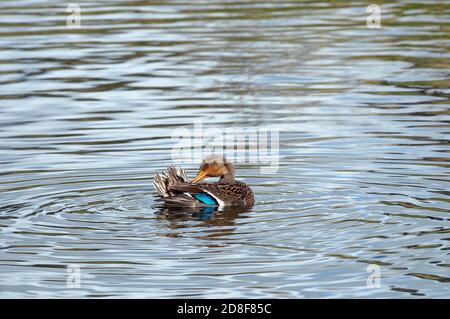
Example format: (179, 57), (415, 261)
(191, 169), (208, 183)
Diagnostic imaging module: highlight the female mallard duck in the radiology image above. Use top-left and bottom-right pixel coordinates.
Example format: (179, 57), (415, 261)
(153, 156), (254, 207)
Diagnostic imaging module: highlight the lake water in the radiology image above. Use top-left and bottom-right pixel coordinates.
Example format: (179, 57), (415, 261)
(0, 0), (449, 298)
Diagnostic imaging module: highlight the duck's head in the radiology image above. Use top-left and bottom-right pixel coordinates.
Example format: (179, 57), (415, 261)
(192, 155), (235, 183)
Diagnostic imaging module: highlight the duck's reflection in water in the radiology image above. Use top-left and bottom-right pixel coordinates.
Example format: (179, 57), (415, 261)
(154, 205), (252, 240)
(156, 205), (251, 224)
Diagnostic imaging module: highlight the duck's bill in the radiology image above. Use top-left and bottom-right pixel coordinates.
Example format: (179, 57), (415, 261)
(192, 170), (208, 183)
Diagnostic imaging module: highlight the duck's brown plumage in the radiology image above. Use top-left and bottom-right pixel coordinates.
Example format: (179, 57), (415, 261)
(170, 181), (254, 207)
(153, 156), (254, 207)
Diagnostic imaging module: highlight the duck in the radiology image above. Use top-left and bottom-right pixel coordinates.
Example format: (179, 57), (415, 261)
(153, 155), (254, 207)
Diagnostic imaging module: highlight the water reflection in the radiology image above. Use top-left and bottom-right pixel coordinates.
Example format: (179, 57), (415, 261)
(157, 204), (249, 221)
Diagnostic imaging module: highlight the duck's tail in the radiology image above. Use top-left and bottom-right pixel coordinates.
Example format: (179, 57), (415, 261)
(153, 166), (188, 198)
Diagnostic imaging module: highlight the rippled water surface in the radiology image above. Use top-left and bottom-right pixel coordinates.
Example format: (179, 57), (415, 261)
(1, 0), (449, 298)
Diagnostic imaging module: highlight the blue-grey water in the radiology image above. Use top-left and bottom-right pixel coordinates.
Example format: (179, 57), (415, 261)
(0, 0), (449, 298)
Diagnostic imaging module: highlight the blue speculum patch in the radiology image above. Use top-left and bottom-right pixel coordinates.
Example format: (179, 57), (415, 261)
(192, 193), (218, 205)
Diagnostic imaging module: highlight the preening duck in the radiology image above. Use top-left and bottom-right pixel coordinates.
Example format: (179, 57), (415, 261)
(153, 156), (254, 207)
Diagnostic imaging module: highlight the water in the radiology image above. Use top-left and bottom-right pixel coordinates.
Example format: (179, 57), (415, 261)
(0, 0), (449, 298)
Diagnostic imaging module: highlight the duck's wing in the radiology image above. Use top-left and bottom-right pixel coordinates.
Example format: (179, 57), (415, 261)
(172, 182), (254, 207)
(155, 193), (201, 207)
(153, 168), (217, 206)
(154, 183), (217, 207)
(169, 183), (232, 206)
